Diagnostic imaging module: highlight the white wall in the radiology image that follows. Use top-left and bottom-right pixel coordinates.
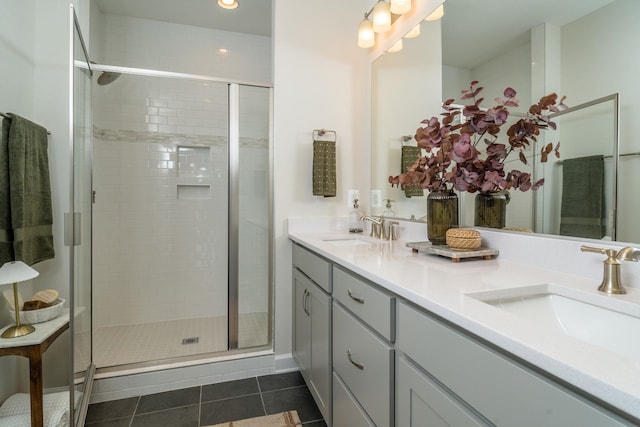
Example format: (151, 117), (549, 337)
(560, 0), (640, 244)
(272, 0), (371, 356)
(0, 0), (37, 403)
(93, 12), (271, 84)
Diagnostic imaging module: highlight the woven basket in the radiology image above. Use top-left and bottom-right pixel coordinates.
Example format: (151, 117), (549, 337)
(446, 228), (481, 250)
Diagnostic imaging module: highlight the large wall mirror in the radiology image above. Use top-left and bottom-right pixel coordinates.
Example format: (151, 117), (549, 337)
(371, 0), (640, 244)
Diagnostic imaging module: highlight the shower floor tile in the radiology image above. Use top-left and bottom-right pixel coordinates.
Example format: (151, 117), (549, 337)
(94, 312), (268, 368)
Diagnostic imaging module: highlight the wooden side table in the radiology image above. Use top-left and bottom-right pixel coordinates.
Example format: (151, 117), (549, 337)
(0, 310), (70, 427)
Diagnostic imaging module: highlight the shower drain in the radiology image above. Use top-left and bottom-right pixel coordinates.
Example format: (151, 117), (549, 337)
(182, 337), (199, 345)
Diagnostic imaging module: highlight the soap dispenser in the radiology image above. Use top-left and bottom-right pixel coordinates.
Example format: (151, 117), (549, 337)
(382, 199), (396, 218)
(348, 199), (364, 233)
(381, 199), (395, 237)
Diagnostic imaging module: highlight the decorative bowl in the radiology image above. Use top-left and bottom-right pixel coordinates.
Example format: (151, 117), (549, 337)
(9, 298), (65, 324)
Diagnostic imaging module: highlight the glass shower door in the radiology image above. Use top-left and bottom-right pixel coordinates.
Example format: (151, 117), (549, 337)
(71, 7), (94, 425)
(236, 85), (271, 349)
(91, 74), (231, 367)
(91, 71), (272, 368)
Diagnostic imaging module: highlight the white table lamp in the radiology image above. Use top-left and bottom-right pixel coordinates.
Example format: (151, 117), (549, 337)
(0, 261), (39, 338)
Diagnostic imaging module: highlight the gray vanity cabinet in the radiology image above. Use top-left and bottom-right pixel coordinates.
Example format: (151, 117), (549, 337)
(397, 301), (633, 427)
(292, 244), (332, 425)
(291, 242), (636, 427)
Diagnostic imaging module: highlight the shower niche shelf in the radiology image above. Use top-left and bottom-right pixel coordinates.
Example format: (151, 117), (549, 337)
(177, 184), (211, 200)
(177, 145), (211, 178)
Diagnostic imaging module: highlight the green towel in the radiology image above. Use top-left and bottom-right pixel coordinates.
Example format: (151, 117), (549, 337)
(312, 140), (336, 197)
(1, 114), (55, 266)
(559, 155), (606, 239)
(401, 146), (423, 197)
(0, 118), (14, 264)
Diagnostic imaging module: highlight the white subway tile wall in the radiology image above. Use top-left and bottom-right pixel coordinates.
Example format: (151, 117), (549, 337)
(92, 74), (270, 367)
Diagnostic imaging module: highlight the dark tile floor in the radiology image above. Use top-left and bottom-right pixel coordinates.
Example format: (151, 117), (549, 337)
(84, 371), (327, 427)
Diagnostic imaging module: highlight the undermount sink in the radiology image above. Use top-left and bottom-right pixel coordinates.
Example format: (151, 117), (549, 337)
(321, 237), (376, 246)
(467, 284), (640, 361)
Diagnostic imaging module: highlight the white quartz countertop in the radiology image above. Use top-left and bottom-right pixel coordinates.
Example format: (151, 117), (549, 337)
(288, 231), (640, 422)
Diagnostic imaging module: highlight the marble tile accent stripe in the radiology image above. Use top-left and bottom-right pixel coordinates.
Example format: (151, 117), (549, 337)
(94, 126), (268, 148)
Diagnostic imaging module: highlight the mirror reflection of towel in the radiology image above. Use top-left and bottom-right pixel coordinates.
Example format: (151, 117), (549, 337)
(559, 155), (606, 239)
(401, 146), (423, 197)
(312, 140), (336, 197)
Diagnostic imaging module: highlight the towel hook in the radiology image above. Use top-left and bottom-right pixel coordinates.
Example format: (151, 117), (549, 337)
(313, 128), (336, 142)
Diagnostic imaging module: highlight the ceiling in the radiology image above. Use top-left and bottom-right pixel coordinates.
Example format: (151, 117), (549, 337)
(92, 0), (613, 66)
(93, 0), (272, 37)
(442, 0), (615, 69)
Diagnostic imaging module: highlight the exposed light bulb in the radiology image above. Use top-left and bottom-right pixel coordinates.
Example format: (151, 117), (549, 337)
(357, 18), (375, 48)
(425, 4), (444, 21)
(405, 23), (420, 39)
(390, 0), (411, 15)
(218, 0), (238, 10)
(372, 1), (391, 33)
(387, 39), (403, 53)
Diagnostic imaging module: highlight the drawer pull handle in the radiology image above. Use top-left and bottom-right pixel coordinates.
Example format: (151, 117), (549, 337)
(347, 350), (364, 370)
(303, 289), (310, 315)
(347, 289), (365, 304)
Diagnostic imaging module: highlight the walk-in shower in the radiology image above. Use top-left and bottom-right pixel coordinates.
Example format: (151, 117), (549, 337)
(90, 67), (272, 370)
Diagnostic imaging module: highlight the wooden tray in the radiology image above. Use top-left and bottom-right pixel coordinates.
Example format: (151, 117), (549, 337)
(406, 241), (499, 262)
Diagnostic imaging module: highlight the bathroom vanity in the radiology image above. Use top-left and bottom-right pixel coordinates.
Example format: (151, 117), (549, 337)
(290, 227), (640, 426)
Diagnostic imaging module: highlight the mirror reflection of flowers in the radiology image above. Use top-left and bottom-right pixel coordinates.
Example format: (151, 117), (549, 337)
(389, 81), (567, 193)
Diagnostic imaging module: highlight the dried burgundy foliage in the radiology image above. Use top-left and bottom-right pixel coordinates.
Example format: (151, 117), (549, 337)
(389, 81), (567, 193)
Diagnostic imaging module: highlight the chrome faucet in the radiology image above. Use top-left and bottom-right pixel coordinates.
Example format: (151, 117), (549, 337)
(581, 245), (640, 294)
(360, 216), (383, 238)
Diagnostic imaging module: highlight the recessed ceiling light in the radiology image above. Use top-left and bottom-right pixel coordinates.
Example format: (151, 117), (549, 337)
(218, 0), (238, 10)
(217, 48), (230, 56)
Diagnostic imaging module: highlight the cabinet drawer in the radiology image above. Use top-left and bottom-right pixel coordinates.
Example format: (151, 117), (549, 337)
(333, 303), (393, 427)
(398, 302), (630, 427)
(293, 244), (331, 292)
(333, 266), (394, 341)
(333, 372), (375, 427)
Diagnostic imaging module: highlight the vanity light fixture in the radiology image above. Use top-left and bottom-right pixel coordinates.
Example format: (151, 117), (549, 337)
(390, 0), (411, 15)
(387, 39), (403, 53)
(405, 23), (420, 38)
(357, 14), (376, 48)
(217, 0), (238, 10)
(372, 0), (392, 33)
(425, 4), (444, 21)
(358, 0), (418, 49)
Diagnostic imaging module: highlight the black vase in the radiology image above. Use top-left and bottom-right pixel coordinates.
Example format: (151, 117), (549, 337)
(427, 190), (459, 245)
(474, 190), (510, 229)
